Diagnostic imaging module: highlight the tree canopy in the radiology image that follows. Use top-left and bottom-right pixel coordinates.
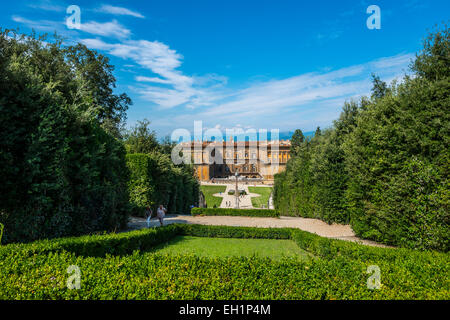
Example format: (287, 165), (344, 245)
(0, 30), (132, 242)
(274, 26), (449, 251)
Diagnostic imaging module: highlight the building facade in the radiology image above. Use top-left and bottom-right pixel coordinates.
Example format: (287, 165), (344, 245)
(182, 139), (291, 182)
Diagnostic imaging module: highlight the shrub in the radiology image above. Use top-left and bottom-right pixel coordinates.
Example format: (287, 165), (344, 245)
(0, 31), (131, 243)
(126, 153), (199, 217)
(191, 207), (279, 217)
(180, 224), (291, 239)
(0, 224), (448, 300)
(228, 190), (246, 196)
(274, 27), (450, 251)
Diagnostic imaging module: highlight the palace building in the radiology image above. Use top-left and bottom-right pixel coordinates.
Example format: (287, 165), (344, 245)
(181, 139), (291, 182)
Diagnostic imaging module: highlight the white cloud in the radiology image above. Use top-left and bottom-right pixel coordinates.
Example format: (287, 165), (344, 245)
(12, 15), (131, 40)
(81, 37), (219, 108)
(147, 53), (413, 134)
(79, 20), (131, 39)
(81, 35), (413, 134)
(28, 1), (65, 12)
(370, 53), (413, 70)
(194, 53), (413, 121)
(11, 15), (66, 33)
(135, 76), (172, 84)
(97, 5), (145, 19)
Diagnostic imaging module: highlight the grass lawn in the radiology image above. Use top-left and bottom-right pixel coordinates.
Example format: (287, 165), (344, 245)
(200, 185), (226, 207)
(1, 224), (449, 299)
(248, 186), (273, 208)
(152, 235), (311, 260)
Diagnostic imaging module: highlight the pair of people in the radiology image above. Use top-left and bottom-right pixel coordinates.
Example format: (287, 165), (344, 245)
(145, 205), (167, 228)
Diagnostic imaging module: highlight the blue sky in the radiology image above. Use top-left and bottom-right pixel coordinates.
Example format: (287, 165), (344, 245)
(2, 0), (449, 138)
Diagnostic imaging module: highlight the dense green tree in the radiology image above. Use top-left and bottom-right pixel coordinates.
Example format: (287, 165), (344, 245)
(314, 127), (322, 137)
(160, 135), (177, 155)
(344, 69), (449, 250)
(64, 44), (132, 137)
(0, 30), (130, 243)
(290, 129), (305, 155)
(370, 74), (388, 100)
(127, 153), (199, 216)
(123, 119), (160, 154)
(412, 24), (449, 81)
(275, 26), (449, 251)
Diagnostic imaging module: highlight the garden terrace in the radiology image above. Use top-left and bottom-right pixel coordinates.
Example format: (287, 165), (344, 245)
(0, 224), (448, 299)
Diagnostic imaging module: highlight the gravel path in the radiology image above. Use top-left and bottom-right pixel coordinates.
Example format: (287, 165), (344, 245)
(127, 214), (390, 248)
(213, 184), (261, 209)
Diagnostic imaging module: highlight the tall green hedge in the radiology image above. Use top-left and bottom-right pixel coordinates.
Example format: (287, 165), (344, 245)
(0, 31), (131, 244)
(274, 27), (449, 251)
(126, 153), (199, 216)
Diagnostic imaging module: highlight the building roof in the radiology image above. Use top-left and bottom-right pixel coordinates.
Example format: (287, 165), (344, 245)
(180, 140), (291, 147)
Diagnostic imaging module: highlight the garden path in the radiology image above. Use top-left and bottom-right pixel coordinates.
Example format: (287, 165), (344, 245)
(212, 184), (261, 209)
(127, 214), (391, 248)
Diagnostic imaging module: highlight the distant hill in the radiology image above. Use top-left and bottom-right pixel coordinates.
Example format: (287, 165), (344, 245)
(224, 131), (315, 141)
(278, 131), (314, 140)
(171, 130), (315, 142)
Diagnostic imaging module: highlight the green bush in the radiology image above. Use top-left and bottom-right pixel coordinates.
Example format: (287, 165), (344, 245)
(274, 27), (450, 251)
(0, 31), (131, 243)
(228, 189), (247, 196)
(0, 224), (448, 299)
(126, 153), (199, 217)
(0, 224), (182, 258)
(191, 207), (279, 217)
(180, 224), (291, 239)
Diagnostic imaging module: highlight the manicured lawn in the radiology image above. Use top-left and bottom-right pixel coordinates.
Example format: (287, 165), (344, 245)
(152, 235), (311, 260)
(249, 186), (273, 208)
(200, 185), (226, 208)
(1, 224), (449, 299)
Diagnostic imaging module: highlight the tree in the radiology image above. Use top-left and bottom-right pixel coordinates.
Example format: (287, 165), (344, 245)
(290, 129), (305, 156)
(0, 30), (131, 138)
(0, 30), (130, 243)
(370, 74), (388, 100)
(64, 43), (132, 137)
(412, 24), (450, 81)
(274, 26), (449, 251)
(160, 135), (177, 155)
(314, 127), (322, 137)
(123, 119), (160, 154)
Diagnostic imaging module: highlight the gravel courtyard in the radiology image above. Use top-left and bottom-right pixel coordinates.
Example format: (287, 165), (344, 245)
(127, 214), (390, 247)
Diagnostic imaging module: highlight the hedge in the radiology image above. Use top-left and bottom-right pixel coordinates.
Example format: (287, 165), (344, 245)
(0, 224), (448, 299)
(227, 190), (247, 195)
(274, 28), (450, 251)
(0, 31), (131, 244)
(126, 153), (199, 217)
(191, 207), (279, 218)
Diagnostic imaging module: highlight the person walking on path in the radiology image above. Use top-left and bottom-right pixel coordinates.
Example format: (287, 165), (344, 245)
(156, 205), (167, 227)
(145, 206), (153, 228)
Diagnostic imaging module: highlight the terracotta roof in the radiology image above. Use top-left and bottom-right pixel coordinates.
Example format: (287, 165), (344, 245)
(180, 140), (291, 147)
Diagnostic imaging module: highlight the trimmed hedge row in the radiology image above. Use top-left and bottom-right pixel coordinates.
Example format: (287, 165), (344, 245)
(191, 207), (279, 218)
(180, 224), (291, 239)
(0, 224), (448, 299)
(0, 224), (182, 258)
(126, 153), (199, 217)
